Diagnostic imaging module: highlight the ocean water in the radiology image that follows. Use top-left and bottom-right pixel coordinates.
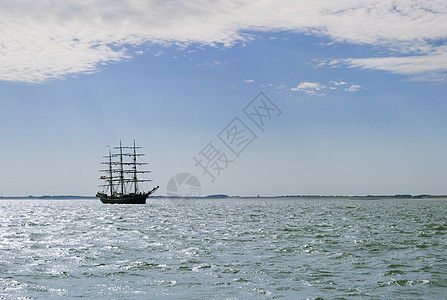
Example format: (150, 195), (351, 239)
(1, 198), (446, 299)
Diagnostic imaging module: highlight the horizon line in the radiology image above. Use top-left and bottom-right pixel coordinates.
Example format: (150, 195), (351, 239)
(1, 194), (447, 199)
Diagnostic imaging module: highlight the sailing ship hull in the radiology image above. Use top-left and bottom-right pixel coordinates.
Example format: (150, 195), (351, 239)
(96, 193), (149, 204)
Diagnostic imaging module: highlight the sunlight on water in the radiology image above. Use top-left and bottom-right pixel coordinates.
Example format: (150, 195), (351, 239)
(1, 198), (446, 298)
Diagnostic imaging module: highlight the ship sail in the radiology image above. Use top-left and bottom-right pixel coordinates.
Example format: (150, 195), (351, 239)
(96, 140), (159, 204)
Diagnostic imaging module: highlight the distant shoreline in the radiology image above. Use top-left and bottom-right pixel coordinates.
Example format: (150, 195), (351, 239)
(1, 194), (447, 200)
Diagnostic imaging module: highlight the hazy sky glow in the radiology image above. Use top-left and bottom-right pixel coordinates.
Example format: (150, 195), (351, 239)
(1, 0), (447, 196)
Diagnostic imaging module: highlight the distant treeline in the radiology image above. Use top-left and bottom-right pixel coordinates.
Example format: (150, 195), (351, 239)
(271, 194), (447, 199)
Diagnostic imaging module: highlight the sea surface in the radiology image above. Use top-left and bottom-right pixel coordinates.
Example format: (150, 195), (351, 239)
(1, 197), (446, 299)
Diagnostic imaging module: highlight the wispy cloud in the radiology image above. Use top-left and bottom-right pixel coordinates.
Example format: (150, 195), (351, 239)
(345, 84), (361, 92)
(244, 79), (255, 83)
(330, 81), (347, 86)
(342, 46), (447, 76)
(0, 0), (446, 83)
(197, 60), (223, 68)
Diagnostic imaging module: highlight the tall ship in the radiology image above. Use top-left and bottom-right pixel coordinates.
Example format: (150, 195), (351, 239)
(96, 140), (159, 204)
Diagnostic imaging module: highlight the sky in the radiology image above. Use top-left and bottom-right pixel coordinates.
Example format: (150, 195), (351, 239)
(1, 0), (447, 197)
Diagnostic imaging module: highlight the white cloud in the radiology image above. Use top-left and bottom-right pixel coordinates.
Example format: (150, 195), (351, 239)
(245, 79), (255, 83)
(291, 80), (361, 95)
(291, 82), (326, 91)
(0, 0), (446, 83)
(345, 84), (361, 92)
(291, 81), (327, 95)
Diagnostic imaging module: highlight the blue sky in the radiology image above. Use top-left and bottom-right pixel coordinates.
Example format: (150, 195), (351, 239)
(1, 1), (447, 196)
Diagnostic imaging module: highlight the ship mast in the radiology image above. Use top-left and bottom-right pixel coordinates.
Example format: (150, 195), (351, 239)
(108, 148), (113, 196)
(133, 139), (138, 194)
(119, 140), (125, 195)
